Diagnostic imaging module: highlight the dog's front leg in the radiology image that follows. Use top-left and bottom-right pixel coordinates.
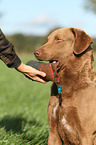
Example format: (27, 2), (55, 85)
(48, 95), (62, 145)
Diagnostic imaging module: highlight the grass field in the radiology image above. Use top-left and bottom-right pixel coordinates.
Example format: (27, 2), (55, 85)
(0, 54), (52, 145)
(0, 54), (96, 145)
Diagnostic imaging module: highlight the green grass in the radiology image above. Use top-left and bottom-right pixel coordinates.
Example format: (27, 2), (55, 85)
(0, 54), (96, 145)
(0, 54), (52, 145)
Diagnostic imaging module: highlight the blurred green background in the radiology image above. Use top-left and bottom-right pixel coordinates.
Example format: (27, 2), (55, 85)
(0, 55), (52, 145)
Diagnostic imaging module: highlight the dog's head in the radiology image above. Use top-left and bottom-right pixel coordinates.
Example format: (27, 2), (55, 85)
(34, 28), (93, 67)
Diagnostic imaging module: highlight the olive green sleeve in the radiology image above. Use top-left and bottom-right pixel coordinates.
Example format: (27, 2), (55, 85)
(0, 29), (21, 68)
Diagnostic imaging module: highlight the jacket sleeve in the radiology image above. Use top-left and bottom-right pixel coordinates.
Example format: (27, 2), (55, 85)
(0, 29), (21, 68)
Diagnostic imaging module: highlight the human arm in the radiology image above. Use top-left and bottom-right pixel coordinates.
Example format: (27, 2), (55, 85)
(0, 29), (46, 83)
(0, 29), (21, 68)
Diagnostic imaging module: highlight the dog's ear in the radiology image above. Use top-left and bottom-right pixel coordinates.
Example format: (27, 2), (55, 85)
(71, 28), (93, 55)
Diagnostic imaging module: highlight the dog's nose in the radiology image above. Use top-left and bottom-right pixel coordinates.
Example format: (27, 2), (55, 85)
(34, 50), (41, 57)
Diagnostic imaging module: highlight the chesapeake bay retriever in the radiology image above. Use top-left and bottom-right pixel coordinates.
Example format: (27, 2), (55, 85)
(34, 27), (96, 145)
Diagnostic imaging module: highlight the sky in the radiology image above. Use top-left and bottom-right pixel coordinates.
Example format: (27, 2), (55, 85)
(0, 0), (96, 37)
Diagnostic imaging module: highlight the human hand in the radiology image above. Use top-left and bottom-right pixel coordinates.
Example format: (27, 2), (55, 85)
(16, 62), (46, 83)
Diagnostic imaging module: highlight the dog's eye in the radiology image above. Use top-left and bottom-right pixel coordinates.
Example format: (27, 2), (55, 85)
(55, 38), (63, 43)
(56, 37), (61, 40)
(57, 38), (61, 40)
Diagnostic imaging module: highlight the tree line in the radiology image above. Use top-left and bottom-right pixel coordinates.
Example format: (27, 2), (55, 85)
(7, 30), (96, 53)
(6, 27), (59, 53)
(7, 33), (47, 53)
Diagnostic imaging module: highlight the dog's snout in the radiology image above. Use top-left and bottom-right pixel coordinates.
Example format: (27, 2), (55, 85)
(34, 50), (41, 57)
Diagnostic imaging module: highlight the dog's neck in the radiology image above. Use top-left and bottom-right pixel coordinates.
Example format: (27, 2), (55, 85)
(56, 49), (95, 98)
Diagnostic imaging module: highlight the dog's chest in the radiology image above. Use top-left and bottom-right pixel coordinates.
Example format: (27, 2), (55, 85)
(52, 104), (82, 144)
(52, 104), (74, 132)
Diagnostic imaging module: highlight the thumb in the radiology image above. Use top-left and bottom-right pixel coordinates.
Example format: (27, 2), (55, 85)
(36, 70), (46, 77)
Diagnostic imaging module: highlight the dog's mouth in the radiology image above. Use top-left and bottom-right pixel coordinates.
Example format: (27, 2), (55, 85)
(49, 59), (65, 73)
(49, 60), (60, 67)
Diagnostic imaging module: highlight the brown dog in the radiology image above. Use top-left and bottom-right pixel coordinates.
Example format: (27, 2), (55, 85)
(34, 28), (96, 145)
